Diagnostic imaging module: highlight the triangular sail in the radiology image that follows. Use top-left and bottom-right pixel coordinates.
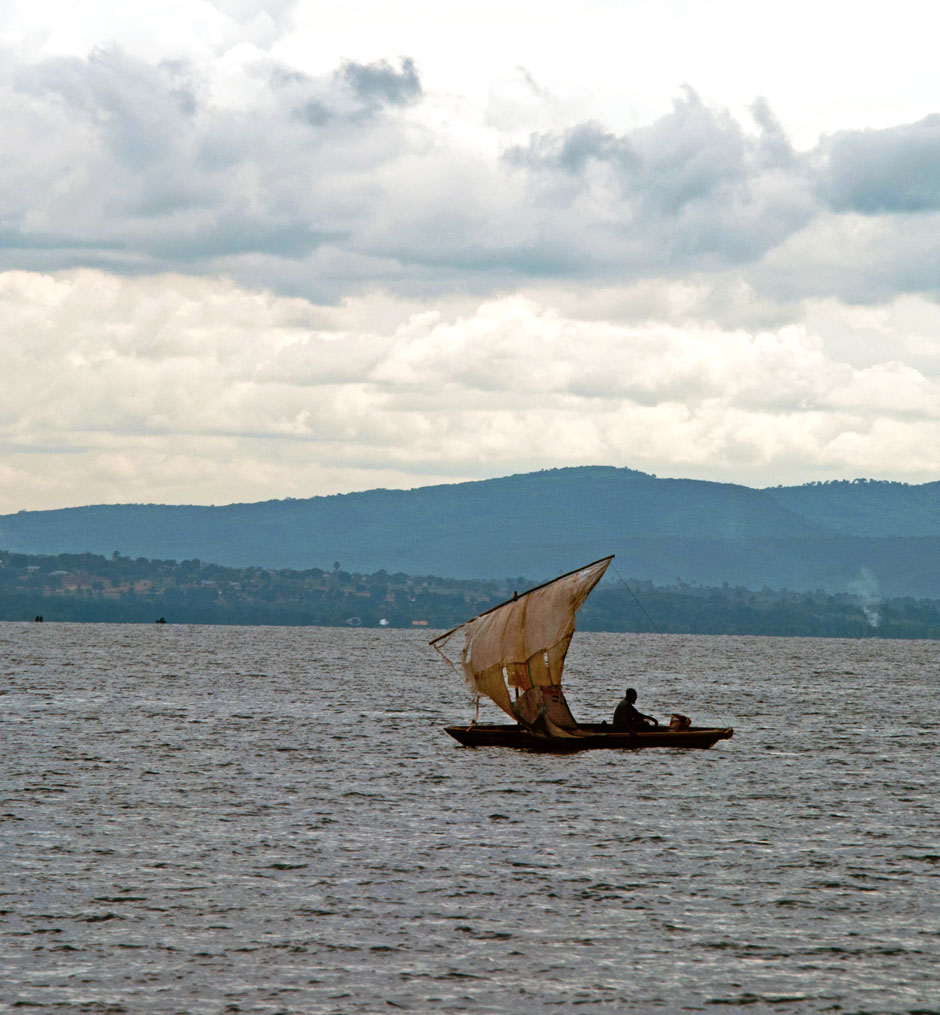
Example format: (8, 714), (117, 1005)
(431, 556), (612, 722)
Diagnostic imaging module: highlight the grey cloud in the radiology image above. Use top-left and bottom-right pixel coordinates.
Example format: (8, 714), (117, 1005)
(339, 57), (421, 108)
(630, 90), (753, 215)
(267, 68), (334, 126)
(296, 99), (332, 127)
(752, 210), (940, 305)
(15, 49), (201, 169)
(510, 90), (754, 210)
(751, 97), (795, 168)
(821, 115), (940, 213)
(4, 46), (940, 307)
(508, 90), (816, 272)
(269, 59), (420, 127)
(159, 59), (200, 117)
(1, 48), (419, 288)
(524, 122), (637, 175)
(145, 219), (334, 263)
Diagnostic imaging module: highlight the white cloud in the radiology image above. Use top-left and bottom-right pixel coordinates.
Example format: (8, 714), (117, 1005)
(2, 269), (939, 512)
(3, 4), (940, 510)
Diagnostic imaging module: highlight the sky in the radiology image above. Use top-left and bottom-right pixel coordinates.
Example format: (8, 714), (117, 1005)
(3, 0), (940, 512)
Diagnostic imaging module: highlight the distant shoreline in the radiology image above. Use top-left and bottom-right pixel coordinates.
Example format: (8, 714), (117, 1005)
(4, 549), (939, 639)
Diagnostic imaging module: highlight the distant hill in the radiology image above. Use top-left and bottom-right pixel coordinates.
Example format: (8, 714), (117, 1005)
(764, 478), (940, 537)
(1, 466), (939, 597)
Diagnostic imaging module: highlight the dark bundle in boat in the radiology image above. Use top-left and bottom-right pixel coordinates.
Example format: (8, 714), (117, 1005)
(430, 556), (733, 751)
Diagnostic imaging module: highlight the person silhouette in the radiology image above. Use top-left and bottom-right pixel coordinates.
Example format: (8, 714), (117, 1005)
(612, 687), (659, 730)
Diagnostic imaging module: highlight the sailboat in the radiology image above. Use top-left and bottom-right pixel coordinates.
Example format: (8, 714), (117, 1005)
(430, 555), (733, 751)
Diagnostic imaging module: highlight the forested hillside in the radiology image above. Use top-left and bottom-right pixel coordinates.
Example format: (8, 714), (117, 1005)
(2, 468), (939, 597)
(765, 479), (940, 536)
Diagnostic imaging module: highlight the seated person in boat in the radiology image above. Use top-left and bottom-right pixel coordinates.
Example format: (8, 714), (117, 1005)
(612, 687), (660, 730)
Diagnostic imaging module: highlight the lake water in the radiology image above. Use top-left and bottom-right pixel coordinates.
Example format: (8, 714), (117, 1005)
(1, 622), (938, 1014)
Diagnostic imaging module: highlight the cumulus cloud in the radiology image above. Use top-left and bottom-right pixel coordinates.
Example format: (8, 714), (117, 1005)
(3, 43), (940, 308)
(340, 56), (420, 108)
(505, 89), (816, 274)
(2, 269), (939, 512)
(4, 34), (940, 510)
(822, 115), (940, 214)
(0, 47), (428, 289)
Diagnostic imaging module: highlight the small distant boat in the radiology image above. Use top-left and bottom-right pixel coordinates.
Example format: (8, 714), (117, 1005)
(430, 555), (733, 751)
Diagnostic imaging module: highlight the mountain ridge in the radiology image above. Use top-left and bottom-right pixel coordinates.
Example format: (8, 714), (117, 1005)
(2, 466), (938, 597)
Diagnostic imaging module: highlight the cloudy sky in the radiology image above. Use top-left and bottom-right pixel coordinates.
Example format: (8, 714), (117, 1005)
(3, 0), (940, 512)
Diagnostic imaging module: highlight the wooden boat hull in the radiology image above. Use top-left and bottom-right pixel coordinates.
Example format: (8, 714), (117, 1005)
(444, 722), (733, 751)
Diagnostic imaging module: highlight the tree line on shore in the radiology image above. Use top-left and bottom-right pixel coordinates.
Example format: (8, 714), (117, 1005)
(3, 548), (939, 638)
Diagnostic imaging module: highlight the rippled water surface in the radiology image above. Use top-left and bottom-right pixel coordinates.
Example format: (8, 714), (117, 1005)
(2, 622), (938, 1014)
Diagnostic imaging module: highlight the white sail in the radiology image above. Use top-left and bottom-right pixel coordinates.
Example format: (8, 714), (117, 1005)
(431, 556), (612, 721)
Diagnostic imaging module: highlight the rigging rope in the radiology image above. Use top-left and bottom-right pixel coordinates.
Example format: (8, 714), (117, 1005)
(609, 562), (733, 731)
(611, 561), (662, 635)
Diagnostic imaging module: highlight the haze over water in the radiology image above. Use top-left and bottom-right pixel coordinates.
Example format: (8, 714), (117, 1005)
(2, 623), (938, 1013)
